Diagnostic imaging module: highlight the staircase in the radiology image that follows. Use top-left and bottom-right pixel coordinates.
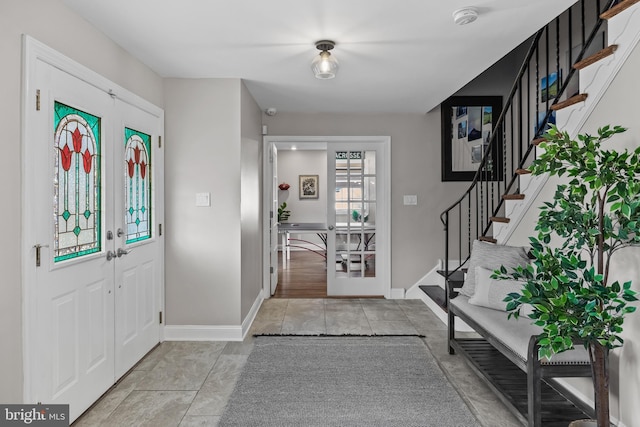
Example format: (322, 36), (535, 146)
(408, 0), (640, 322)
(439, 0), (640, 288)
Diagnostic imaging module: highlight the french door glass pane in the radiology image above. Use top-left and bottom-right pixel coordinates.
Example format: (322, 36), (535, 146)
(53, 102), (101, 262)
(334, 150), (376, 279)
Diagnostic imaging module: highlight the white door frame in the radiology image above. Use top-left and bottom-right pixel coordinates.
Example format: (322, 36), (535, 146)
(21, 35), (165, 405)
(261, 135), (391, 299)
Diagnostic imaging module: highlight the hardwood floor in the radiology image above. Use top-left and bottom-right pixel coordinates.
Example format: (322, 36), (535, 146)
(274, 251), (328, 298)
(273, 250), (379, 298)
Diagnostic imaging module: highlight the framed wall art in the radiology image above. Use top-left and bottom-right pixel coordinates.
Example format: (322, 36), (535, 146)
(441, 95), (503, 182)
(299, 174), (319, 199)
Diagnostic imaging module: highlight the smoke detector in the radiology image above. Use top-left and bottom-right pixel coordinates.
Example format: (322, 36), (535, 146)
(453, 7), (478, 25)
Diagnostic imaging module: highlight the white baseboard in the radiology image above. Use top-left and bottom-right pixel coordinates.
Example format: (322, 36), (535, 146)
(165, 293), (264, 342)
(390, 288), (405, 299)
(242, 292), (264, 339)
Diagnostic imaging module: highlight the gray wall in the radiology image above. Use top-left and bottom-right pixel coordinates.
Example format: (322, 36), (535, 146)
(0, 0), (164, 403)
(508, 42), (640, 426)
(240, 82), (264, 320)
(277, 150), (328, 224)
(277, 150), (328, 248)
(163, 78), (263, 326)
(164, 78), (243, 325)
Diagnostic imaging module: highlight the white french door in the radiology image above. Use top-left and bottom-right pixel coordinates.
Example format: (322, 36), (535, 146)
(326, 142), (389, 297)
(23, 38), (163, 422)
(269, 144), (279, 295)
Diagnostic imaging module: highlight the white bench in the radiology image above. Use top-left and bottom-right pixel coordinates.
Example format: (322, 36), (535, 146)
(446, 241), (595, 426)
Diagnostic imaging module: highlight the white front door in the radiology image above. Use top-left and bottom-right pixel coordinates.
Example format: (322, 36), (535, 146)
(326, 141), (390, 297)
(24, 39), (163, 421)
(113, 101), (163, 379)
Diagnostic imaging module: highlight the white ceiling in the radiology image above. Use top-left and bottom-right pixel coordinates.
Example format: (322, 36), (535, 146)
(63, 0), (576, 114)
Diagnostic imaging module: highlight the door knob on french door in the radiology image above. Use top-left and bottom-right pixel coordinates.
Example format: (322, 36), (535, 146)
(106, 250), (117, 261)
(117, 248), (130, 257)
(328, 225), (335, 230)
(116, 228), (124, 237)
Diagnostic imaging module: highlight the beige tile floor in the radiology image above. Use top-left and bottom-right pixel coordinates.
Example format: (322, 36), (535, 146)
(73, 298), (520, 427)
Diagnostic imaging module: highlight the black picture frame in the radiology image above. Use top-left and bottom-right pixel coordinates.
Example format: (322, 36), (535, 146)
(441, 95), (503, 182)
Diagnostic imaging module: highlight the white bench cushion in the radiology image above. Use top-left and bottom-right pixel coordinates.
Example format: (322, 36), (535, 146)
(451, 295), (590, 365)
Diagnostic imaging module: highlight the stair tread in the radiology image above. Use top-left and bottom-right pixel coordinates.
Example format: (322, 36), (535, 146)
(551, 93), (588, 111)
(600, 0), (640, 19)
(478, 236), (497, 244)
(515, 168), (532, 174)
(418, 285), (447, 311)
(503, 194), (525, 200)
(573, 45), (618, 70)
(532, 137), (547, 146)
(491, 216), (511, 223)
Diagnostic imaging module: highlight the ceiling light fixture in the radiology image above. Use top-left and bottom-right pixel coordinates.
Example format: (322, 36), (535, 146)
(452, 7), (478, 25)
(311, 40), (339, 79)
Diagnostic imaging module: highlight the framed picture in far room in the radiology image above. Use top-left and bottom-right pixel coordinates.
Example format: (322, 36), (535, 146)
(441, 95), (503, 181)
(299, 174), (319, 199)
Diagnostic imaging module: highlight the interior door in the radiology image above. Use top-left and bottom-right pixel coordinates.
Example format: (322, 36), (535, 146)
(269, 144), (279, 294)
(326, 143), (389, 296)
(113, 101), (163, 378)
(30, 61), (116, 421)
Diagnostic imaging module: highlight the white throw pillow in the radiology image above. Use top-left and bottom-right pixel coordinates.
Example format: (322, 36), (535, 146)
(468, 266), (526, 312)
(458, 240), (530, 298)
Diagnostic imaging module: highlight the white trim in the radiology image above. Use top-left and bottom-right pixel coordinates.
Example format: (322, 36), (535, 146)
(164, 293), (263, 342)
(241, 293), (264, 339)
(22, 36), (163, 118)
(163, 325), (244, 341)
(389, 288), (405, 299)
(261, 135), (392, 299)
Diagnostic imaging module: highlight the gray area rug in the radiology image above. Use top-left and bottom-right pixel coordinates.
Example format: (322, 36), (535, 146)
(219, 336), (479, 426)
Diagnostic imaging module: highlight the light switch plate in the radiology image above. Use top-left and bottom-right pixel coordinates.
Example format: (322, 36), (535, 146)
(196, 192), (211, 207)
(403, 195), (418, 205)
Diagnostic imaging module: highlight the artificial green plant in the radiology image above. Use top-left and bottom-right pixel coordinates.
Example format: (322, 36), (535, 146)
(495, 125), (639, 426)
(278, 202), (291, 222)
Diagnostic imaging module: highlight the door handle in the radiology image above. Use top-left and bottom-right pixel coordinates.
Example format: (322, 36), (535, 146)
(106, 250), (116, 261)
(117, 248), (131, 257)
(116, 228), (124, 237)
(328, 225), (335, 230)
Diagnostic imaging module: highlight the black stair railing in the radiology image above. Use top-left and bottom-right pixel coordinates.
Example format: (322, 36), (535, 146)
(440, 0), (619, 282)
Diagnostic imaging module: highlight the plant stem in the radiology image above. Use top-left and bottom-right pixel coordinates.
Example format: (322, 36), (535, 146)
(597, 191), (605, 279)
(589, 342), (610, 427)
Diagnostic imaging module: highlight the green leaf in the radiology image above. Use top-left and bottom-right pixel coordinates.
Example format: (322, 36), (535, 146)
(534, 304), (550, 313)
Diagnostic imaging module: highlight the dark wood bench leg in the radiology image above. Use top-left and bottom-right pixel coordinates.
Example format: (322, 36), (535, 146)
(527, 336), (542, 427)
(448, 308), (455, 355)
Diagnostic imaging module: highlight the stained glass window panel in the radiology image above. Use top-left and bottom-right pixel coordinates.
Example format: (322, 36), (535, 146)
(124, 128), (152, 244)
(53, 102), (101, 262)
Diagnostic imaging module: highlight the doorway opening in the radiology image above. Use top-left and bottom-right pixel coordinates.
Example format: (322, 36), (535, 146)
(262, 136), (390, 300)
